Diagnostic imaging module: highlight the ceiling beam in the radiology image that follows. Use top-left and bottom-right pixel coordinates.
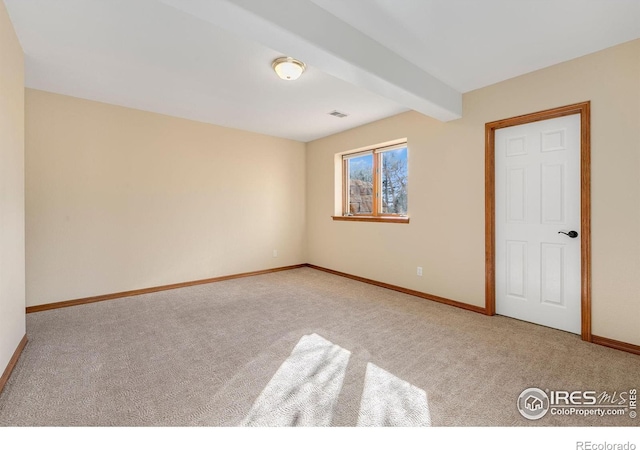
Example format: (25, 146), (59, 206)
(158, 0), (462, 121)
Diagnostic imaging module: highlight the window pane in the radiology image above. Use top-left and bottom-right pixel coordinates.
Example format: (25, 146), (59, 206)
(347, 153), (374, 214)
(380, 147), (408, 214)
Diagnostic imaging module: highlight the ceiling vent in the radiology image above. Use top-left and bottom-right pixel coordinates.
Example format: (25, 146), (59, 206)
(328, 110), (349, 118)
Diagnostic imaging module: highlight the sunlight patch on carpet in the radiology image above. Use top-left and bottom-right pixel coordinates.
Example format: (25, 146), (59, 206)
(357, 362), (431, 427)
(241, 334), (431, 426)
(240, 333), (351, 426)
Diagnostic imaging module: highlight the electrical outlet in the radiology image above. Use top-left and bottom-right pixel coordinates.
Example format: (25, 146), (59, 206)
(417, 266), (423, 276)
(273, 250), (278, 258)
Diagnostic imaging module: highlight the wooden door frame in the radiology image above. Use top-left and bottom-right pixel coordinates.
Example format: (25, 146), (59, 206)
(485, 101), (592, 341)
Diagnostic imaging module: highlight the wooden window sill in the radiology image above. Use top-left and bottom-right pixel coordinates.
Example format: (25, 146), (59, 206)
(332, 215), (410, 224)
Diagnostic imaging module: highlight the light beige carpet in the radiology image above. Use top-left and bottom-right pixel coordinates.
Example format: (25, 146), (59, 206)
(0, 267), (638, 426)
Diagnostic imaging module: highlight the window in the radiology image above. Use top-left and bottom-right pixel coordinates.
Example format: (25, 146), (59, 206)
(335, 142), (408, 223)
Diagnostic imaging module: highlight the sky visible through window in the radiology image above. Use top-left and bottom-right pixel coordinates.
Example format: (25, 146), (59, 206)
(347, 147), (407, 215)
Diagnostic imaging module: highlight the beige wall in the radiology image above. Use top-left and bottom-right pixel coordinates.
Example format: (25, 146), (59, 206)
(26, 89), (306, 307)
(307, 39), (640, 346)
(0, 0), (26, 375)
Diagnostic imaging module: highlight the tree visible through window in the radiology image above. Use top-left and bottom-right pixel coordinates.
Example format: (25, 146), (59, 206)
(380, 147), (408, 214)
(343, 144), (408, 217)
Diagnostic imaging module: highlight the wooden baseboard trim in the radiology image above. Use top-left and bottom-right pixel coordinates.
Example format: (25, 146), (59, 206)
(21, 264), (640, 356)
(306, 264), (487, 315)
(592, 335), (640, 356)
(308, 265), (640, 355)
(0, 334), (28, 395)
(26, 264), (307, 314)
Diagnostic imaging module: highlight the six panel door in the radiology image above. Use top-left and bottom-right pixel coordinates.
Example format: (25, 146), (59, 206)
(495, 114), (581, 334)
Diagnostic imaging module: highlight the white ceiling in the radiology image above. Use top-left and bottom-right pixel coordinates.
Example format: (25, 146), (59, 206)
(5, 0), (640, 142)
(310, 0), (640, 93)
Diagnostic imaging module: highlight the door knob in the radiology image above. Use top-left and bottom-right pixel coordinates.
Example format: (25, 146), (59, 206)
(558, 230), (578, 238)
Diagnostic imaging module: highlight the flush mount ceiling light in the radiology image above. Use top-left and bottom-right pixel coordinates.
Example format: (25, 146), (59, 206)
(272, 56), (306, 81)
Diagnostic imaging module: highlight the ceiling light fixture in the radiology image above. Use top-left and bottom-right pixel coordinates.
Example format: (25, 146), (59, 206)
(272, 56), (306, 81)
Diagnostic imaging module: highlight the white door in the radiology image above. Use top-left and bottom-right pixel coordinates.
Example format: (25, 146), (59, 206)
(495, 114), (581, 334)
